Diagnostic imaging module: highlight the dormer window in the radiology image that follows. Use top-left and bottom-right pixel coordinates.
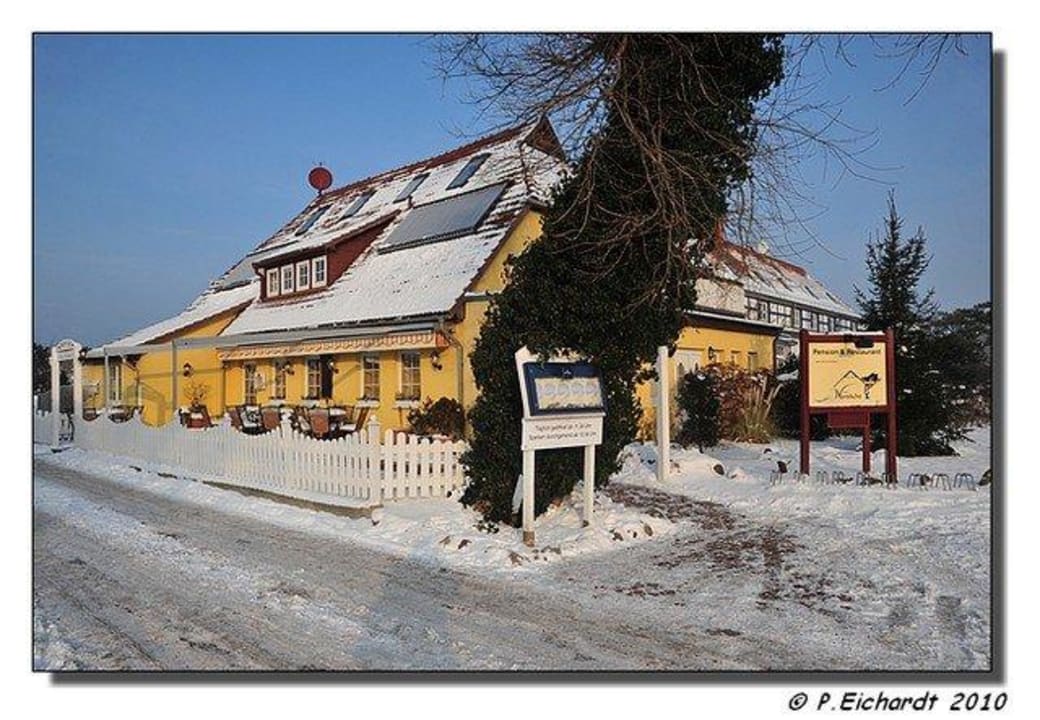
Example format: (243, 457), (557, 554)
(296, 260), (311, 291)
(446, 153), (489, 190)
(281, 265), (295, 294)
(312, 256), (327, 287)
(266, 268), (280, 297)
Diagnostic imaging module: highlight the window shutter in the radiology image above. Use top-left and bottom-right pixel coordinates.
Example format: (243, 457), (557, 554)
(320, 355), (334, 398)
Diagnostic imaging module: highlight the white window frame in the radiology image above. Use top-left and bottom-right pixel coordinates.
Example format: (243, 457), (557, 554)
(272, 362), (287, 400)
(295, 260), (311, 291)
(107, 362), (123, 405)
(266, 268), (280, 297)
(243, 363), (258, 406)
(398, 351), (421, 404)
(361, 354), (380, 403)
(311, 255), (327, 287)
(281, 265), (295, 294)
(305, 357), (322, 399)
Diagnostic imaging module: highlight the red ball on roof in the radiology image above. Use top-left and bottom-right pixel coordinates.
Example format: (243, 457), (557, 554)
(308, 166), (333, 192)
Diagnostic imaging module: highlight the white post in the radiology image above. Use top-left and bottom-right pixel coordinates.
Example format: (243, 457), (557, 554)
(72, 349), (83, 422)
(583, 443), (595, 526)
(522, 448), (535, 547)
(103, 350), (110, 416)
(655, 345), (670, 484)
(367, 414), (382, 504)
(50, 346), (61, 447)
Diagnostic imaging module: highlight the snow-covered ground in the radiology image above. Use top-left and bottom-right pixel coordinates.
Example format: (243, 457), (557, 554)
(33, 428), (991, 670)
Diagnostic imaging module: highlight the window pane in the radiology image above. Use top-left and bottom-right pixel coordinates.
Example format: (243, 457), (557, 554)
(446, 154), (489, 189)
(394, 173), (429, 202)
(295, 206), (329, 235)
(312, 256), (327, 286)
(400, 352), (420, 399)
(296, 261), (310, 290)
(281, 265), (295, 293)
(273, 363), (287, 400)
(244, 363), (257, 405)
(306, 358), (321, 398)
(362, 355), (380, 399)
(266, 268), (280, 297)
(340, 191), (375, 220)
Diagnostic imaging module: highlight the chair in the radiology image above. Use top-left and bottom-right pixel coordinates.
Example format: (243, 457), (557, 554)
(308, 408), (331, 439)
(227, 405), (244, 431)
(260, 406), (281, 431)
(352, 406), (371, 433)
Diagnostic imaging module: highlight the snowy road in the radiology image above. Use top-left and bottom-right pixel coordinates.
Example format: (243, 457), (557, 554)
(34, 445), (990, 672)
(34, 458), (749, 671)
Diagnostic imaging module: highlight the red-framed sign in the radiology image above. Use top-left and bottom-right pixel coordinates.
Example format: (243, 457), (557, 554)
(799, 329), (897, 478)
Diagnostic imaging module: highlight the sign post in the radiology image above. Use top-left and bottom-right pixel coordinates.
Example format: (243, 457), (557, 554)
(799, 329), (897, 480)
(50, 339), (81, 448)
(655, 345), (670, 485)
(515, 347), (606, 547)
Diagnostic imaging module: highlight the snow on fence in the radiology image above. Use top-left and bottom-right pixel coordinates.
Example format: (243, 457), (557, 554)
(33, 410), (52, 445)
(59, 413), (466, 507)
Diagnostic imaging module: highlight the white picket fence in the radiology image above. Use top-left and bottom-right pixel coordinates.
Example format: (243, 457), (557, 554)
(34, 410), (467, 507)
(33, 410), (52, 445)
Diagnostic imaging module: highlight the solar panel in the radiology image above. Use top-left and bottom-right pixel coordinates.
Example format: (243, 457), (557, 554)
(446, 153), (490, 189)
(340, 190), (375, 220)
(394, 173), (429, 203)
(380, 182), (507, 252)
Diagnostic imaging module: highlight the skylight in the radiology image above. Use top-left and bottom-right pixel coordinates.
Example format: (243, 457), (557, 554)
(295, 206), (329, 236)
(340, 191), (375, 220)
(446, 154), (490, 190)
(394, 173), (429, 203)
(380, 182), (507, 252)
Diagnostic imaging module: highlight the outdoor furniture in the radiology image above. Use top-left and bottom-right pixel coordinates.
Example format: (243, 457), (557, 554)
(308, 408), (332, 439)
(260, 406), (282, 431)
(291, 406), (312, 435)
(228, 405), (264, 434)
(180, 405), (211, 429)
(109, 405), (140, 423)
(350, 406), (370, 434)
(227, 405), (244, 431)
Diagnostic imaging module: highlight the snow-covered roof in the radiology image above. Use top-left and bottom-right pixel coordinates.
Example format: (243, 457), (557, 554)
(707, 242), (858, 317)
(107, 281), (258, 348)
(220, 119), (567, 336)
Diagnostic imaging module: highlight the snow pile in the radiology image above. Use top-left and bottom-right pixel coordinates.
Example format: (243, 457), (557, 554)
(37, 448), (673, 575)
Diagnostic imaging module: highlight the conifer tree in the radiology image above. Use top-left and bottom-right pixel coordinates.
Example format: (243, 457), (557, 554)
(855, 191), (963, 455)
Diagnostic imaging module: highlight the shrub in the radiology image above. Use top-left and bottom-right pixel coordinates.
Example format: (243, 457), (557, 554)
(735, 375), (779, 442)
(771, 369), (829, 440)
(676, 370), (721, 451)
(407, 397), (465, 440)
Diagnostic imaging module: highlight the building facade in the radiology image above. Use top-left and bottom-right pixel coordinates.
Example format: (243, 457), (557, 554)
(81, 120), (856, 432)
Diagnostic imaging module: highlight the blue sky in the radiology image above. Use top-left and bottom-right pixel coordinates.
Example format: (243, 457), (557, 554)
(33, 33), (991, 346)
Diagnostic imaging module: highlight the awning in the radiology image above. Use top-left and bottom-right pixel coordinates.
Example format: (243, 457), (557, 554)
(216, 329), (449, 361)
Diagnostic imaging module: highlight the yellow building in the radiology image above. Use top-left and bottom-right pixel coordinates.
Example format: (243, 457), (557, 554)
(82, 119), (855, 434)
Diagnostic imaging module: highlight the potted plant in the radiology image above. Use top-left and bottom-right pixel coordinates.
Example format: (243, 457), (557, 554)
(182, 378), (211, 429)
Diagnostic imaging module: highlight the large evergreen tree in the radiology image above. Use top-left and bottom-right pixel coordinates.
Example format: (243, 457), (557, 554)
(460, 35), (786, 522)
(855, 191), (964, 455)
